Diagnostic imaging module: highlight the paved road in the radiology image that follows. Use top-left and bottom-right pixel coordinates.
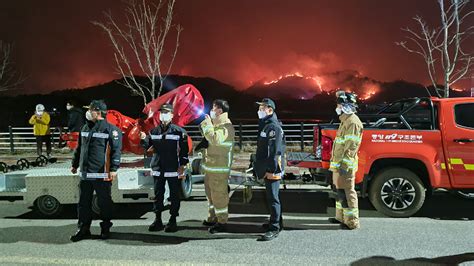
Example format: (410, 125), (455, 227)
(0, 186), (473, 265)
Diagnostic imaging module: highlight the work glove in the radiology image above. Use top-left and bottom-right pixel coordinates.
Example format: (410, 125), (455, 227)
(338, 167), (349, 176)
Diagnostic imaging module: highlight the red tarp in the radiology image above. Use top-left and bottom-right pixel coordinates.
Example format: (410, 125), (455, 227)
(62, 84), (204, 155)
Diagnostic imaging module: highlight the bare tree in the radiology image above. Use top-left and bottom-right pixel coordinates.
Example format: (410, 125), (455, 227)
(0, 41), (25, 92)
(92, 0), (182, 105)
(397, 0), (474, 98)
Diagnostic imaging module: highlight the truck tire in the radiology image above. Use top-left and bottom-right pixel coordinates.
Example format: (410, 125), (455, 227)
(34, 195), (62, 217)
(454, 191), (474, 200)
(369, 167), (425, 218)
(179, 170), (193, 200)
(191, 158), (202, 175)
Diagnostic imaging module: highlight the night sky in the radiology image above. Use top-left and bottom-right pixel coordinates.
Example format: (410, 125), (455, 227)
(0, 0), (472, 94)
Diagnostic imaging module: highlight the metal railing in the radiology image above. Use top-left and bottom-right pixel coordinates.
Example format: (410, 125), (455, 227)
(0, 123), (318, 153)
(0, 126), (66, 152)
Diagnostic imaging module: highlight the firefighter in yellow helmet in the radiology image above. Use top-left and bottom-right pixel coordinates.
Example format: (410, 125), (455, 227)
(328, 91), (363, 230)
(199, 99), (235, 234)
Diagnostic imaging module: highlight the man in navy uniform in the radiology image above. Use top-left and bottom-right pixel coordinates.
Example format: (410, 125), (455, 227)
(140, 103), (189, 233)
(254, 98), (286, 241)
(70, 100), (122, 242)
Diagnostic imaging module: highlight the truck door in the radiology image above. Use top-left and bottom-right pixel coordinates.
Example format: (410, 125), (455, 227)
(443, 102), (474, 186)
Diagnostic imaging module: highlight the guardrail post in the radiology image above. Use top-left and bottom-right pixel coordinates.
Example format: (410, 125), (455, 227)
(300, 122), (304, 151)
(9, 126), (14, 153)
(239, 123), (243, 149)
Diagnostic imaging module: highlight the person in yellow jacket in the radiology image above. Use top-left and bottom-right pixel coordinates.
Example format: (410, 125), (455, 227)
(199, 99), (235, 234)
(28, 104), (52, 157)
(328, 91), (363, 230)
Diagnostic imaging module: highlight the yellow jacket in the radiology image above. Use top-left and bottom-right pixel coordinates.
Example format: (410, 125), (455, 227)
(330, 113), (363, 174)
(29, 112), (51, 136)
(199, 113), (235, 173)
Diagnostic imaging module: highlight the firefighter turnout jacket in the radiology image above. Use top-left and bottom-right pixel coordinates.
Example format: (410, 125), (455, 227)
(255, 113), (285, 179)
(72, 119), (122, 180)
(330, 113), (363, 173)
(141, 124), (189, 176)
(200, 113), (235, 173)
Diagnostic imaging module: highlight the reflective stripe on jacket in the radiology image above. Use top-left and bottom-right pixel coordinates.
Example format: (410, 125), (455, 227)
(330, 113), (363, 173)
(200, 113), (235, 174)
(141, 123), (189, 174)
(72, 119), (122, 181)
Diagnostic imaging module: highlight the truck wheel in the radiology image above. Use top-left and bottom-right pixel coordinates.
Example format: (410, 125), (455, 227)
(34, 195), (62, 217)
(179, 170), (193, 200)
(369, 167), (425, 217)
(191, 158), (202, 175)
(455, 191), (474, 200)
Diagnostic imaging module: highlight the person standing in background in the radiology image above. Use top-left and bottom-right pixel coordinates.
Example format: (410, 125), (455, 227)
(29, 104), (52, 158)
(66, 100), (85, 133)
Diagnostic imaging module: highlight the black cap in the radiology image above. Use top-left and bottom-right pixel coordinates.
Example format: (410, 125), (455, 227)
(159, 103), (174, 112)
(256, 98), (276, 110)
(87, 100), (107, 112)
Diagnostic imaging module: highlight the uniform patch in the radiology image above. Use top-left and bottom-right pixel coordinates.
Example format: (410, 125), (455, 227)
(269, 130), (276, 137)
(112, 130), (119, 140)
(260, 131), (267, 137)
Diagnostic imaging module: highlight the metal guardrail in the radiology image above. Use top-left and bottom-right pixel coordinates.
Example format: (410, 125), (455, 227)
(0, 126), (67, 152)
(0, 123), (318, 153)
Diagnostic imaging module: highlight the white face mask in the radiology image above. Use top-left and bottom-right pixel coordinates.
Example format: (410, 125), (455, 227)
(66, 104), (73, 110)
(210, 110), (217, 120)
(257, 110), (267, 119)
(335, 107), (342, 116)
(341, 104), (355, 115)
(85, 110), (93, 121)
(36, 111), (44, 116)
(160, 112), (172, 123)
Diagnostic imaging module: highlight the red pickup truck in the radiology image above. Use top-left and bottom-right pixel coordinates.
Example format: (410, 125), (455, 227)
(287, 97), (474, 217)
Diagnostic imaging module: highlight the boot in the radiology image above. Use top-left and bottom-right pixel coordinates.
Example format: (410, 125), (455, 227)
(149, 214), (164, 232)
(100, 221), (113, 240)
(342, 208), (360, 230)
(202, 219), (217, 227)
(209, 223), (227, 234)
(165, 216), (178, 233)
(70, 228), (91, 242)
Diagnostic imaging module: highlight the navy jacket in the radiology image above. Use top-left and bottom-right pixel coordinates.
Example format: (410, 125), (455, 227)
(72, 119), (122, 181)
(141, 124), (189, 177)
(254, 113), (286, 179)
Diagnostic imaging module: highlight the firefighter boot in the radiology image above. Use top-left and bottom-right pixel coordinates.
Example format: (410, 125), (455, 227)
(202, 219), (217, 226)
(209, 223), (227, 234)
(342, 208), (360, 230)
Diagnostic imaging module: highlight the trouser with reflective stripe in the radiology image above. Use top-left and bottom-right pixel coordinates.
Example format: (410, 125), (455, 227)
(153, 174), (180, 217)
(204, 171), (229, 224)
(77, 180), (113, 229)
(332, 171), (360, 229)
